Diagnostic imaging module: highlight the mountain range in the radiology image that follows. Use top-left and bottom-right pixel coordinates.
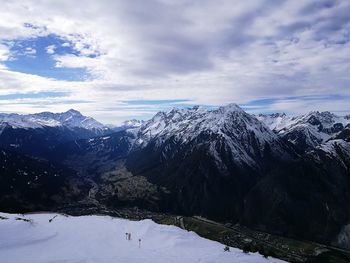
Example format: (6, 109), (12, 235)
(1, 104), (350, 250)
(257, 111), (350, 152)
(0, 109), (141, 157)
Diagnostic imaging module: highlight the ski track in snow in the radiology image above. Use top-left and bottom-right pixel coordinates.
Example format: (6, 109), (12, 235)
(0, 212), (285, 263)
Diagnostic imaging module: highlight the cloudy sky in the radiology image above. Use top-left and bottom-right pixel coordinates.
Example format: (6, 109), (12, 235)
(0, 0), (349, 124)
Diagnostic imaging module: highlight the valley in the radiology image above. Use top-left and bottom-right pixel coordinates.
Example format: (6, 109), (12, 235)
(1, 105), (350, 263)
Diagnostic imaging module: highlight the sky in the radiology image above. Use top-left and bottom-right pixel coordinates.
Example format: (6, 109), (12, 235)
(0, 0), (349, 124)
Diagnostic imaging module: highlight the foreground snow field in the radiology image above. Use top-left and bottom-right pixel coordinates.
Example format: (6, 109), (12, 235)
(0, 212), (285, 263)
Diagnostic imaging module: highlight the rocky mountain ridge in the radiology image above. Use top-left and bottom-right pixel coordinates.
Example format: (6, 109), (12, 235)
(258, 111), (350, 151)
(1, 104), (350, 250)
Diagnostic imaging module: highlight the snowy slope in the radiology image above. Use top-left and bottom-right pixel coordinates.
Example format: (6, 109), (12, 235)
(121, 119), (144, 128)
(309, 139), (350, 169)
(256, 113), (290, 131)
(315, 139), (350, 156)
(108, 119), (145, 132)
(0, 212), (284, 263)
(258, 111), (350, 150)
(132, 104), (289, 166)
(0, 109), (106, 131)
(138, 104), (278, 143)
(258, 111), (349, 132)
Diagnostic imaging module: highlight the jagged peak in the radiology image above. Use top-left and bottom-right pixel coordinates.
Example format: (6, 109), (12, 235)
(0, 109), (105, 131)
(139, 102), (276, 142)
(121, 119), (144, 127)
(153, 111), (167, 119)
(65, 109), (82, 116)
(217, 103), (243, 112)
(260, 112), (287, 118)
(304, 110), (336, 118)
(152, 105), (205, 121)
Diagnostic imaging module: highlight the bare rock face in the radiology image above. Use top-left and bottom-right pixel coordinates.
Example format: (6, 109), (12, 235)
(242, 140), (350, 245)
(0, 148), (85, 213)
(337, 223), (350, 250)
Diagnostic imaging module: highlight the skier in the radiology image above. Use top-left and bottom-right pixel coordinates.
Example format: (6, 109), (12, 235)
(138, 238), (141, 248)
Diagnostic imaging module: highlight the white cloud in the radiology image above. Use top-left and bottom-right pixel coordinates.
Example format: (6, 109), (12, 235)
(0, 0), (349, 124)
(0, 44), (10, 61)
(24, 47), (36, 55)
(46, 44), (56, 54)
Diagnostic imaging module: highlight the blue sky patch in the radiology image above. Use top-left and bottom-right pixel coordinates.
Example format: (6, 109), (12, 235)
(3, 34), (90, 81)
(0, 91), (69, 100)
(241, 95), (350, 114)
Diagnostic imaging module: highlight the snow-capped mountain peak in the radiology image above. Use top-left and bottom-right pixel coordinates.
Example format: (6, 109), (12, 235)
(139, 103), (277, 141)
(0, 109), (105, 131)
(258, 110), (350, 151)
(217, 102), (242, 113)
(66, 108), (81, 115)
(121, 119), (144, 128)
(260, 110), (349, 133)
(256, 113), (290, 131)
(106, 119), (146, 132)
(133, 103), (289, 166)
